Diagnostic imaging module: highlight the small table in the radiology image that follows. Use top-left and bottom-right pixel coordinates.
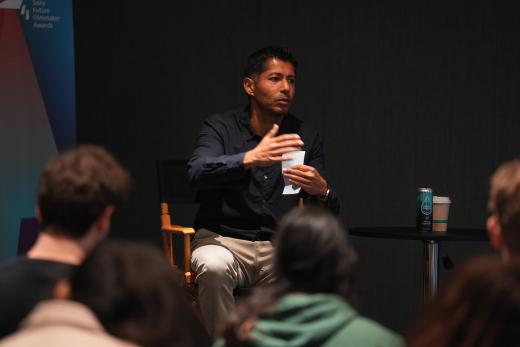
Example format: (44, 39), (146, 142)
(349, 227), (488, 298)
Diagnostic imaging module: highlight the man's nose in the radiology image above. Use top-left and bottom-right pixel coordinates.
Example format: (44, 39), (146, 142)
(281, 79), (291, 93)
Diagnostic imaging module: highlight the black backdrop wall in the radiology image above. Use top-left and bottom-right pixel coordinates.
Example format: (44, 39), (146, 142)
(74, 1), (520, 333)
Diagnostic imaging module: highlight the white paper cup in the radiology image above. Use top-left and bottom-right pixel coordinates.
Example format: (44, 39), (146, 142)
(281, 150), (305, 169)
(433, 196), (451, 232)
(281, 151), (305, 194)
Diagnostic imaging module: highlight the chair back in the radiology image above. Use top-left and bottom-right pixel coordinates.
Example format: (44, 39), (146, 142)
(156, 159), (197, 204)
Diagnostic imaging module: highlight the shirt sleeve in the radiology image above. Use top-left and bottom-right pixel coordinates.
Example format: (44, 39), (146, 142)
(188, 117), (248, 188)
(303, 132), (340, 215)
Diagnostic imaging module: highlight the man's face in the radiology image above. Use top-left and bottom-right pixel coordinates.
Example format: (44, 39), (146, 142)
(245, 58), (296, 116)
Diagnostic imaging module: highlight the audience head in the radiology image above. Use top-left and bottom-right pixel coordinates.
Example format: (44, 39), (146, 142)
(407, 256), (520, 347)
(274, 206), (357, 298)
(70, 240), (191, 347)
(243, 46), (297, 80)
(37, 145), (132, 239)
(222, 207), (356, 342)
(487, 158), (520, 259)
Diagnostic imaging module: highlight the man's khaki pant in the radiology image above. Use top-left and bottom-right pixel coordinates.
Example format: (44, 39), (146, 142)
(191, 229), (274, 337)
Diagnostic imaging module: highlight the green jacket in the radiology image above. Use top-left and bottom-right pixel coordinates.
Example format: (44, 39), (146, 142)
(214, 294), (405, 347)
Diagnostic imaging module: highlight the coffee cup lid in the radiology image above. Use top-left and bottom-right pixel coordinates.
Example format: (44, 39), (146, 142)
(433, 196), (451, 203)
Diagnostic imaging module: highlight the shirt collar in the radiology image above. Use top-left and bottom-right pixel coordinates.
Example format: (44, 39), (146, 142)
(238, 105), (296, 138)
(238, 106), (256, 138)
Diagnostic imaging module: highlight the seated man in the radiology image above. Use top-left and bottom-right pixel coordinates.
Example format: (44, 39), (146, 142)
(487, 158), (520, 260)
(0, 145), (132, 337)
(188, 46), (339, 336)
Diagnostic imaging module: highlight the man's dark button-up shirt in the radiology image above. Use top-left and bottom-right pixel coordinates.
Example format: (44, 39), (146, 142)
(188, 107), (339, 241)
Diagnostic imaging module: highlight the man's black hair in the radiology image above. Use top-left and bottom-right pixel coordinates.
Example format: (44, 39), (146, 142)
(243, 46), (297, 79)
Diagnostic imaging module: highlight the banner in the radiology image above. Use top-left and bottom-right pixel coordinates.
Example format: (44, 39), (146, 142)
(0, 0), (75, 259)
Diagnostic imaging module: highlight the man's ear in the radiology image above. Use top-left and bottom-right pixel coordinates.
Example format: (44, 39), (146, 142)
(96, 205), (115, 236)
(487, 215), (505, 251)
(243, 77), (255, 97)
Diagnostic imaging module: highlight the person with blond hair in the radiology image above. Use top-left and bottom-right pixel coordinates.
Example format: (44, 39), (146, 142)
(487, 158), (520, 260)
(407, 256), (520, 347)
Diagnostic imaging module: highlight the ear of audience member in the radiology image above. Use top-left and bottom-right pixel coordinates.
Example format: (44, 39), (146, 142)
(70, 240), (197, 347)
(407, 256), (520, 347)
(487, 158), (520, 260)
(218, 207), (404, 347)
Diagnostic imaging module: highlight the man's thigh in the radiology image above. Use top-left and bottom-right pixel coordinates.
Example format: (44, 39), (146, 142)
(254, 240), (275, 285)
(191, 245), (240, 281)
(191, 229), (247, 287)
(191, 229), (267, 287)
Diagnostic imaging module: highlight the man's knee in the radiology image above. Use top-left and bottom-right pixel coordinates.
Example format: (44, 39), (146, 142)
(192, 245), (236, 281)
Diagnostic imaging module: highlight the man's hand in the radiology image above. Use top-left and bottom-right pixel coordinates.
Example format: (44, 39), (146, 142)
(244, 124), (303, 169)
(283, 164), (328, 198)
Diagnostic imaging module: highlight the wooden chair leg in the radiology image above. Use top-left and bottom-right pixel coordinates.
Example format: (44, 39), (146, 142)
(183, 233), (193, 284)
(162, 232), (175, 267)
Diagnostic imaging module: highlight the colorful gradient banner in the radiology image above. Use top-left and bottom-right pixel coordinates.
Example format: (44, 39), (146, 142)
(0, 0), (75, 259)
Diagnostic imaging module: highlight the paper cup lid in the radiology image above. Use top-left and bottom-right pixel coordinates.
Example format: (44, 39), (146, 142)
(433, 196), (451, 203)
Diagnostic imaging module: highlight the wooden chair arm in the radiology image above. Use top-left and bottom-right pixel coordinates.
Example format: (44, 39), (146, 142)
(161, 225), (195, 235)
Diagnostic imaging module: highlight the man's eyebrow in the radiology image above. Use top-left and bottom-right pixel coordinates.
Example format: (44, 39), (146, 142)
(267, 72), (295, 77)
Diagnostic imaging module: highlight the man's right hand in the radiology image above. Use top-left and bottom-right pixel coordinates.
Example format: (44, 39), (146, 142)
(243, 124), (303, 169)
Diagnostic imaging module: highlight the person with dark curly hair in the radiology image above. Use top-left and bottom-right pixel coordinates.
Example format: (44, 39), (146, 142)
(0, 145), (132, 338)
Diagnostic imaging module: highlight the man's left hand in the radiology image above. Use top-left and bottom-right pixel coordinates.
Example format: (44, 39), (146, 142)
(282, 164), (328, 198)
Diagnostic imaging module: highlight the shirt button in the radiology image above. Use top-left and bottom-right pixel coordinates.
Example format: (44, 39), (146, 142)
(263, 175), (268, 180)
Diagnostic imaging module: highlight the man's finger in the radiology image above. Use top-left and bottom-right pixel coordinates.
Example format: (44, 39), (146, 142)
(270, 138), (303, 147)
(284, 169), (311, 178)
(284, 172), (312, 185)
(269, 155), (287, 163)
(269, 142), (302, 153)
(290, 164), (311, 171)
(288, 177), (312, 189)
(273, 147), (304, 156)
(273, 133), (301, 141)
(270, 140), (303, 150)
(266, 124), (279, 138)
